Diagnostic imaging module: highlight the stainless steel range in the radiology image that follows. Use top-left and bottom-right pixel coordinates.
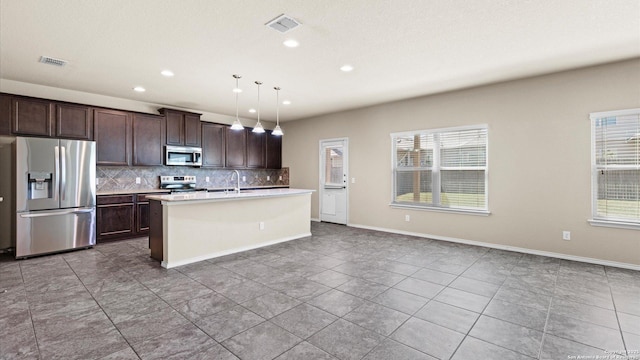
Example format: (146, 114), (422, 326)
(159, 176), (207, 193)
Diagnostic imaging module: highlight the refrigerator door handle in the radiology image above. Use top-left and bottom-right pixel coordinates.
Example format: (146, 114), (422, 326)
(54, 145), (60, 202)
(60, 146), (66, 201)
(19, 208), (94, 218)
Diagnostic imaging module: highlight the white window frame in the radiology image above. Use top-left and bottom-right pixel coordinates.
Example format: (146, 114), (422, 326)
(589, 108), (640, 230)
(390, 124), (490, 216)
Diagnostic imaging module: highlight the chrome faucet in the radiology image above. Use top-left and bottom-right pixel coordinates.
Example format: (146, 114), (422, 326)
(231, 170), (241, 194)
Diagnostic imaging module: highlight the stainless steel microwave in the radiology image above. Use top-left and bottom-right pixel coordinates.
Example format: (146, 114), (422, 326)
(165, 145), (202, 166)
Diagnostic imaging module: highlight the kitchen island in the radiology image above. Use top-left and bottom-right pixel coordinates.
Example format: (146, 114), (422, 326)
(146, 188), (314, 268)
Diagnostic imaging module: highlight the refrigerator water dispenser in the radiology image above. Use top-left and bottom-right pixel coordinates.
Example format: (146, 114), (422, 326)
(27, 172), (52, 199)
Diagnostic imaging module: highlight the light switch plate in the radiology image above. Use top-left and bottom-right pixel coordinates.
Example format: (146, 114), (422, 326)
(205, 176), (210, 182)
(135, 177), (141, 184)
(242, 176), (246, 182)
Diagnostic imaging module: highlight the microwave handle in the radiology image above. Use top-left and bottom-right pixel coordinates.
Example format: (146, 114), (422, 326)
(194, 152), (201, 161)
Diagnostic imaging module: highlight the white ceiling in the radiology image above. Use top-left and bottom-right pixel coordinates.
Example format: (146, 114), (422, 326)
(1, 0), (639, 123)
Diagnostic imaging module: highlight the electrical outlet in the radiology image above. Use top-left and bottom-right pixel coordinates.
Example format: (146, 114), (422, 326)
(351, 178), (356, 183)
(135, 177), (141, 184)
(259, 222), (265, 230)
(96, 178), (99, 185)
(562, 231), (571, 241)
(405, 215), (410, 222)
(267, 176), (270, 181)
(279, 176), (283, 181)
(242, 176), (246, 182)
(205, 176), (210, 182)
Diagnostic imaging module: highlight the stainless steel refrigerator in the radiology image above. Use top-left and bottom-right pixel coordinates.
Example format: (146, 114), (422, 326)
(15, 137), (96, 258)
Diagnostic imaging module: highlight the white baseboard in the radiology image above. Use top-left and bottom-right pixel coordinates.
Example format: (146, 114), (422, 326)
(348, 223), (640, 271)
(310, 218), (321, 222)
(161, 232), (312, 269)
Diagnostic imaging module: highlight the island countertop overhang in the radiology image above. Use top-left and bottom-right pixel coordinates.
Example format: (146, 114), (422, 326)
(146, 188), (315, 205)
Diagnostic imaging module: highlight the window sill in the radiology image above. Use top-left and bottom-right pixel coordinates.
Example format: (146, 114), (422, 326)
(390, 203), (490, 216)
(588, 219), (640, 231)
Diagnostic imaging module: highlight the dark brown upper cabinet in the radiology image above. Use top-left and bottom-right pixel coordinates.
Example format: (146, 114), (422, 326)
(159, 108), (202, 147)
(94, 109), (132, 166)
(247, 129), (266, 168)
(132, 113), (165, 166)
(0, 94), (11, 136)
(56, 103), (93, 140)
(12, 97), (53, 137)
(1, 93), (284, 170)
(225, 127), (247, 168)
(202, 122), (226, 168)
(266, 130), (282, 169)
(184, 114), (201, 147)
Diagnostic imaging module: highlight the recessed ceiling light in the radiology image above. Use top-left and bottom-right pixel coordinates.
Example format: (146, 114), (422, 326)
(283, 39), (299, 48)
(161, 70), (174, 77)
(133, 86), (146, 92)
(248, 108), (256, 113)
(282, 100), (291, 105)
(340, 64), (354, 72)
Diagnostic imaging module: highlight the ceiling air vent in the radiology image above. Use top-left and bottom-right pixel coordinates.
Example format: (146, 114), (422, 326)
(39, 56), (68, 67)
(266, 14), (301, 33)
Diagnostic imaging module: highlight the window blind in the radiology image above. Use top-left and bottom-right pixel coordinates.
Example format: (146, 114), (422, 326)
(392, 125), (488, 212)
(591, 110), (640, 224)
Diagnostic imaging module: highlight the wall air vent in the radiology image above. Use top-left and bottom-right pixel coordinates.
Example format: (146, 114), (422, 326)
(265, 14), (301, 33)
(39, 56), (68, 67)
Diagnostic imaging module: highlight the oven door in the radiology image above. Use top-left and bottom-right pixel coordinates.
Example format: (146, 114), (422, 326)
(165, 146), (202, 166)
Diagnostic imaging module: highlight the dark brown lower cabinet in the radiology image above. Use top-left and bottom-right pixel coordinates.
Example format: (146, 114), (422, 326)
(136, 194), (154, 233)
(97, 195), (135, 241)
(97, 192), (168, 243)
(149, 199), (163, 261)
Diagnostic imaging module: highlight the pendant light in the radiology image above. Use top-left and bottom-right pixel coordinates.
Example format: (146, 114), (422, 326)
(230, 74), (244, 130)
(272, 86), (284, 136)
(252, 81), (265, 133)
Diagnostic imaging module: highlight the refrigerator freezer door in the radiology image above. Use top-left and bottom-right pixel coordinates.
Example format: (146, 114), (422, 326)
(60, 139), (96, 209)
(16, 137), (60, 212)
(16, 207), (96, 258)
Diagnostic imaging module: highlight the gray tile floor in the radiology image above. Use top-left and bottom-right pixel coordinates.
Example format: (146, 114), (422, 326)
(1, 222), (639, 360)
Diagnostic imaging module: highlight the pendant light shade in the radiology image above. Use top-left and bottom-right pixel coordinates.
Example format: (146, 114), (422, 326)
(252, 81), (265, 133)
(230, 74), (244, 130)
(272, 86), (284, 136)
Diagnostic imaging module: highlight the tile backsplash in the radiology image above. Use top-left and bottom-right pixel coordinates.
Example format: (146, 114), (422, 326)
(97, 166), (289, 192)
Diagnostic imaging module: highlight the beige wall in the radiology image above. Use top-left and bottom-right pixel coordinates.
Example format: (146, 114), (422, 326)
(283, 59), (640, 266)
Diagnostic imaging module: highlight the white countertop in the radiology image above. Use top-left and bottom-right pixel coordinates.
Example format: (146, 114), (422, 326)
(97, 185), (289, 196)
(146, 188), (314, 204)
(97, 189), (172, 196)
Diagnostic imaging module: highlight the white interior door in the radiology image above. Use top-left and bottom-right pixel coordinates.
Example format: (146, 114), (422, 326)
(319, 138), (348, 224)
